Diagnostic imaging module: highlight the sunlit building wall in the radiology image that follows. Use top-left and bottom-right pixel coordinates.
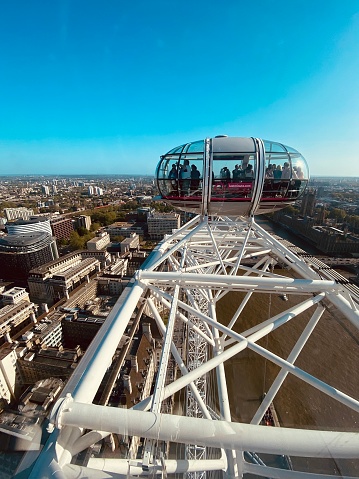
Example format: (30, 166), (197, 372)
(6, 217), (52, 236)
(4, 208), (34, 221)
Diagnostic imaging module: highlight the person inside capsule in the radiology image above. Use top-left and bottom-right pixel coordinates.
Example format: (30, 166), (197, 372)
(156, 137), (309, 214)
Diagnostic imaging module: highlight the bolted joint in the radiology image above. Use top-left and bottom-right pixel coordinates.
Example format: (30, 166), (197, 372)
(47, 393), (74, 432)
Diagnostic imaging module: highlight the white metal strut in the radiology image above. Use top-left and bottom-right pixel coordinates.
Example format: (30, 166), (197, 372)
(28, 215), (359, 479)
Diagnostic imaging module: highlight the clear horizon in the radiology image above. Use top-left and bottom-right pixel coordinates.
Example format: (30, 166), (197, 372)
(1, 173), (358, 180)
(1, 1), (359, 177)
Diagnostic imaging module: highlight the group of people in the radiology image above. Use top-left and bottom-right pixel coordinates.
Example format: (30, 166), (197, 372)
(264, 162), (304, 198)
(167, 160), (304, 198)
(265, 162), (304, 180)
(168, 161), (256, 197)
(221, 163), (254, 181)
(168, 160), (200, 195)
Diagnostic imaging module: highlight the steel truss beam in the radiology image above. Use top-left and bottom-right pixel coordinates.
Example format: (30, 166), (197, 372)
(29, 215), (359, 479)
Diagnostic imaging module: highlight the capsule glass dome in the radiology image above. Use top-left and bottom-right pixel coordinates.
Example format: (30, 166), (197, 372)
(155, 136), (309, 216)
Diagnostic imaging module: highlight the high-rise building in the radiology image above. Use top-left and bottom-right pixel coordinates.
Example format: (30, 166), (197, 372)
(50, 217), (74, 240)
(88, 186), (103, 196)
(317, 205), (326, 224)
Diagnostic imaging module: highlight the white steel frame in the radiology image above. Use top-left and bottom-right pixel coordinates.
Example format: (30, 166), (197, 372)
(28, 214), (359, 479)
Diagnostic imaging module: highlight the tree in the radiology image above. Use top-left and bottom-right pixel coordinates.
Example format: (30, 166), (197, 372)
(77, 226), (89, 236)
(91, 210), (117, 226)
(57, 238), (70, 246)
(112, 235), (125, 243)
(0, 201), (17, 211)
(69, 231), (85, 250)
(90, 222), (101, 232)
(282, 205), (297, 216)
(328, 208), (346, 222)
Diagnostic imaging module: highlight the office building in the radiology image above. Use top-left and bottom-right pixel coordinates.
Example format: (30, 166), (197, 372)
(2, 287), (30, 305)
(28, 251), (101, 305)
(87, 232), (110, 251)
(120, 233), (140, 254)
(81, 249), (111, 267)
(116, 325), (158, 458)
(0, 299), (37, 345)
(4, 208), (34, 221)
(147, 212), (181, 240)
(0, 233), (59, 282)
(32, 314), (64, 348)
(0, 347), (20, 404)
(18, 346), (83, 385)
(96, 277), (129, 296)
(50, 217), (74, 240)
(136, 207), (154, 221)
(0, 377), (63, 451)
(6, 216), (52, 236)
(62, 315), (105, 350)
(74, 215), (92, 231)
(107, 222), (145, 239)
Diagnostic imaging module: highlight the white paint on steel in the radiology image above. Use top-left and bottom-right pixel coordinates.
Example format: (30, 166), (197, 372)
(29, 215), (359, 478)
(56, 399), (359, 458)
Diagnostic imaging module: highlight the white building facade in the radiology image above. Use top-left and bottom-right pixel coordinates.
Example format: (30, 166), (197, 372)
(147, 212), (181, 240)
(87, 232), (111, 251)
(4, 208), (34, 221)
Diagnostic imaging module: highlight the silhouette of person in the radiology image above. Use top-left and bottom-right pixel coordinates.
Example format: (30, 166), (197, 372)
(179, 159), (191, 195)
(190, 164), (200, 191)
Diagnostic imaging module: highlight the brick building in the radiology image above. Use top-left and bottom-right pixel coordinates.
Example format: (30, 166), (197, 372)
(50, 217), (74, 240)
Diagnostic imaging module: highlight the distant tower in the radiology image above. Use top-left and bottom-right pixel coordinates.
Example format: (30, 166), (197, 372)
(317, 205), (326, 224)
(300, 188), (316, 217)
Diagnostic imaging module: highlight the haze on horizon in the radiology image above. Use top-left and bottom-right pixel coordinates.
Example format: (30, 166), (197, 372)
(1, 1), (359, 177)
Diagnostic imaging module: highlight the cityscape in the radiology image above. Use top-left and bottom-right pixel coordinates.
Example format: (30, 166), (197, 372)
(1, 1), (359, 477)
(0, 170), (359, 477)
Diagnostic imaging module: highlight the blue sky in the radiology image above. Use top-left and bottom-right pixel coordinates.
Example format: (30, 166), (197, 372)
(1, 1), (359, 176)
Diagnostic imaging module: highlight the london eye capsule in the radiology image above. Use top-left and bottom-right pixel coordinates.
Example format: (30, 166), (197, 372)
(155, 136), (309, 216)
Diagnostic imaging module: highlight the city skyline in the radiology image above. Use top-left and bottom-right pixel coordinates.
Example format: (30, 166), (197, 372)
(1, 1), (359, 176)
